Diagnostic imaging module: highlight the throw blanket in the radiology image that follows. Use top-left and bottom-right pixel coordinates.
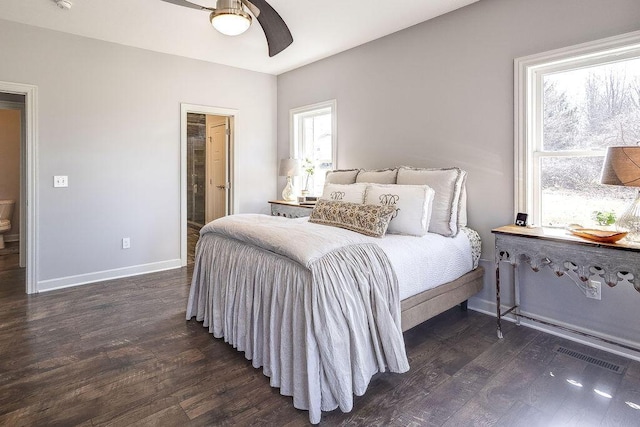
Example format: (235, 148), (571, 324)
(186, 214), (409, 424)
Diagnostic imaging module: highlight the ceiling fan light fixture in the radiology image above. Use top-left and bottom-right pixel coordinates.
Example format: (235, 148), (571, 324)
(210, 8), (252, 36)
(54, 0), (73, 9)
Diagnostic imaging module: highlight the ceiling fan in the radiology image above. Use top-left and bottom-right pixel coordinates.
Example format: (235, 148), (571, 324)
(159, 0), (293, 57)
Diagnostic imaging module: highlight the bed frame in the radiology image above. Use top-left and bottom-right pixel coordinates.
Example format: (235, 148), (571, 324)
(400, 266), (484, 331)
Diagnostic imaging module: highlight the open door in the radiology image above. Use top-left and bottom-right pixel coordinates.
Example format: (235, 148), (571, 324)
(205, 115), (229, 223)
(181, 104), (237, 267)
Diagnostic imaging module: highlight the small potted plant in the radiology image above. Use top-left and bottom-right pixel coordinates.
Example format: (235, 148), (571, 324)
(592, 210), (616, 228)
(301, 158), (315, 196)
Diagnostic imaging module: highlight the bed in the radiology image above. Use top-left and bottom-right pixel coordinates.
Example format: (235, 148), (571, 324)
(186, 167), (483, 424)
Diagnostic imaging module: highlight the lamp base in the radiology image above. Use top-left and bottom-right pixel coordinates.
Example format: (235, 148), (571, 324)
(616, 189), (640, 242)
(282, 176), (296, 202)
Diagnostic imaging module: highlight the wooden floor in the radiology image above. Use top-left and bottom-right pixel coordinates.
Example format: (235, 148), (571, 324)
(0, 241), (20, 272)
(1, 263), (640, 426)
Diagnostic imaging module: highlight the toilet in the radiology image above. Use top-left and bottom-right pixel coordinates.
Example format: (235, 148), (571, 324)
(0, 200), (15, 250)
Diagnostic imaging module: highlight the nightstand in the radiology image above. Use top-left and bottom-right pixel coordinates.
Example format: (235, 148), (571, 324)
(268, 200), (314, 218)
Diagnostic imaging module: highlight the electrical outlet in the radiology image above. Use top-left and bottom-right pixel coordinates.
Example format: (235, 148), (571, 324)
(53, 175), (68, 188)
(586, 279), (601, 300)
(122, 237), (131, 249)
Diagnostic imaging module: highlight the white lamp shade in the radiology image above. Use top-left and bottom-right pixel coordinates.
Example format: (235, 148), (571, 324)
(210, 11), (252, 36)
(279, 158), (300, 177)
(600, 146), (640, 242)
(600, 146), (640, 187)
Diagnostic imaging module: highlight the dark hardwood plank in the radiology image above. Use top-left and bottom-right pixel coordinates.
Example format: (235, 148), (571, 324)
(1, 263), (640, 426)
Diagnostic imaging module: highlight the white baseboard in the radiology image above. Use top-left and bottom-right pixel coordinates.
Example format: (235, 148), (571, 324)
(37, 259), (183, 293)
(468, 297), (640, 363)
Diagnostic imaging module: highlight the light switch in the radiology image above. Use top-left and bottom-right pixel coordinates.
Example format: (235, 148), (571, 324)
(54, 175), (68, 188)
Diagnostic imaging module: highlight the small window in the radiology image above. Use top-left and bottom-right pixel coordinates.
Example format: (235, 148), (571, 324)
(290, 100), (337, 196)
(515, 32), (640, 227)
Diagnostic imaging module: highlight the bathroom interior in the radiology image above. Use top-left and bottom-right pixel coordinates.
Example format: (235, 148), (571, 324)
(186, 112), (206, 263)
(0, 92), (23, 273)
(186, 112), (230, 263)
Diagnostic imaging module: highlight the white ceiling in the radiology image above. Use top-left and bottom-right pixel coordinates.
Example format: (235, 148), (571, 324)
(0, 0), (479, 75)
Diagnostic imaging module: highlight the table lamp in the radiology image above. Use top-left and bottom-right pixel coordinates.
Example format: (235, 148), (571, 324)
(600, 146), (640, 241)
(279, 158), (300, 202)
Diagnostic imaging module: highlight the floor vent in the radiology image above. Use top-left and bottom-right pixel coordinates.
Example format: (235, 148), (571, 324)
(554, 346), (625, 374)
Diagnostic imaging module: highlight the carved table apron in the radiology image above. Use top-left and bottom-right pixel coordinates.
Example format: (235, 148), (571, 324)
(493, 225), (640, 352)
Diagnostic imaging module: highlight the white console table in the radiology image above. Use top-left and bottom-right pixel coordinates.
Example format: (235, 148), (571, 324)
(492, 225), (640, 352)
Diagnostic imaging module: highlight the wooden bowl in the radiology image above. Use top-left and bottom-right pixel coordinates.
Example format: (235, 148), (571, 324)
(567, 226), (628, 243)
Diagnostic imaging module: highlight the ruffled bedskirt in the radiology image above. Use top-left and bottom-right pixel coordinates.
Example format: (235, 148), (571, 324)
(187, 233), (409, 424)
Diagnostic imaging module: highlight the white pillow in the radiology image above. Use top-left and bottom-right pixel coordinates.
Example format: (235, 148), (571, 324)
(364, 184), (435, 236)
(457, 181), (468, 228)
(356, 168), (398, 184)
(396, 167), (466, 237)
(320, 183), (368, 204)
(325, 169), (360, 184)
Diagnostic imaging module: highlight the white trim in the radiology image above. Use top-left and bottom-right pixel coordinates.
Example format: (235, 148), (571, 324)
(179, 103), (238, 267)
(37, 259), (182, 292)
(289, 100), (337, 195)
(469, 299), (640, 363)
(0, 80), (38, 294)
(289, 99), (338, 167)
(514, 30), (640, 224)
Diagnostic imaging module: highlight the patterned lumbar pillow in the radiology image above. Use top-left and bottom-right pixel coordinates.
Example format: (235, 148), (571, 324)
(364, 184), (435, 236)
(320, 183), (368, 204)
(309, 200), (396, 237)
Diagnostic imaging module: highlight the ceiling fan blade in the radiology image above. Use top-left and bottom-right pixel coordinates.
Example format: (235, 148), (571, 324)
(240, 0), (260, 18)
(242, 0), (293, 57)
(158, 0), (207, 11)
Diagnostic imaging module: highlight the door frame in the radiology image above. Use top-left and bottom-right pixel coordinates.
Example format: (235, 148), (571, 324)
(0, 81), (38, 294)
(180, 103), (237, 266)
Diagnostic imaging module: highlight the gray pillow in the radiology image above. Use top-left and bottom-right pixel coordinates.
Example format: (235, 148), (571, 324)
(325, 169), (360, 184)
(355, 168), (398, 184)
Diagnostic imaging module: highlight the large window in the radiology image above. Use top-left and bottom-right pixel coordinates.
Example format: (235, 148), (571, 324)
(290, 100), (336, 196)
(516, 32), (640, 227)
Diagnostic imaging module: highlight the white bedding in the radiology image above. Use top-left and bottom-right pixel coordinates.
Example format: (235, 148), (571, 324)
(376, 227), (478, 300)
(187, 214), (480, 424)
(205, 214), (478, 300)
(278, 216), (479, 300)
(187, 214), (410, 424)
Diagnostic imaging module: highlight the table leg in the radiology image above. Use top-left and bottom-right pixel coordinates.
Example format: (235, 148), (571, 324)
(496, 262), (503, 339)
(514, 262), (521, 326)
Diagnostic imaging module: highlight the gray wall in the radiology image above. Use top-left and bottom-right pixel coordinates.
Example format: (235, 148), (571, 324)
(277, 0), (640, 351)
(0, 19), (277, 287)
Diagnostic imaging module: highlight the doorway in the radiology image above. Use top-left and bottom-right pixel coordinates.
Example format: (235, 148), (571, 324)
(186, 114), (230, 227)
(0, 81), (37, 294)
(0, 99), (23, 273)
(181, 104), (237, 266)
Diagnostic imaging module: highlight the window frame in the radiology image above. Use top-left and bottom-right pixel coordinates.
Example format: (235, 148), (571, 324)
(289, 100), (337, 193)
(514, 30), (640, 226)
